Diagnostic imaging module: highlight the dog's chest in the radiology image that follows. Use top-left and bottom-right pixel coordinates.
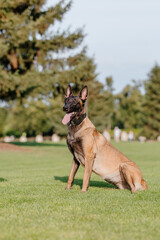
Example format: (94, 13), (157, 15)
(67, 135), (85, 166)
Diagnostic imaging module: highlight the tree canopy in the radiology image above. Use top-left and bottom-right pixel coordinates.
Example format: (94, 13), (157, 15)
(0, 0), (94, 102)
(0, 0), (99, 136)
(142, 65), (160, 139)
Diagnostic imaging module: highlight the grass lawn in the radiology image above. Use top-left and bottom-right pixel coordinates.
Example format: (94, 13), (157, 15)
(0, 141), (160, 240)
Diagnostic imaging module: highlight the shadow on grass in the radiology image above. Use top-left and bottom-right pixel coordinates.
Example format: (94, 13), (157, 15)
(54, 176), (116, 189)
(0, 178), (7, 182)
(11, 142), (67, 147)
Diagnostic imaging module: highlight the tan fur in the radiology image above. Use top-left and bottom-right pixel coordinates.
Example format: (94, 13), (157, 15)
(64, 85), (147, 193)
(66, 116), (147, 193)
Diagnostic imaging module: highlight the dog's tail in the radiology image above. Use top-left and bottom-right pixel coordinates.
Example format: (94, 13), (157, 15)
(141, 179), (147, 190)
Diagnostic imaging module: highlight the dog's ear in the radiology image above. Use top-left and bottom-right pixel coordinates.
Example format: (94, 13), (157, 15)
(65, 85), (72, 98)
(79, 86), (88, 101)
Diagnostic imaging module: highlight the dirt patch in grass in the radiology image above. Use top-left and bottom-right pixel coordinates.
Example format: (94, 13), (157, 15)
(0, 142), (29, 151)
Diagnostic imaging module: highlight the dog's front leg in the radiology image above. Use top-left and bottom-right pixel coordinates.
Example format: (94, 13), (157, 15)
(66, 158), (80, 190)
(81, 155), (94, 192)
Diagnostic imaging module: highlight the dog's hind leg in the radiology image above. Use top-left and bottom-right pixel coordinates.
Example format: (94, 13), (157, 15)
(66, 158), (80, 190)
(119, 161), (147, 193)
(141, 179), (148, 190)
(119, 162), (136, 193)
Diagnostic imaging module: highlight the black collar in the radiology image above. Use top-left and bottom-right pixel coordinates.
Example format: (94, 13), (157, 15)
(67, 113), (87, 127)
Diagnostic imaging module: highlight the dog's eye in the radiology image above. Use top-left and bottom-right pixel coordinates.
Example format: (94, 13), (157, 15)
(65, 98), (69, 104)
(76, 102), (80, 107)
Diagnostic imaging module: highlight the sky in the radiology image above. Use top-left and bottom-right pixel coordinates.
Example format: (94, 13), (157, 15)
(47, 0), (160, 93)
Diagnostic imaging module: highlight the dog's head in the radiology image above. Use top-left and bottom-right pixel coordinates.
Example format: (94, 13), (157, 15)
(62, 85), (88, 125)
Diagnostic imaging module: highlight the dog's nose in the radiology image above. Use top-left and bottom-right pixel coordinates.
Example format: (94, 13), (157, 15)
(63, 106), (68, 112)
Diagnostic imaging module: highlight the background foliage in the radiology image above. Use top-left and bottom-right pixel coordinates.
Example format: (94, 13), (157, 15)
(0, 0), (160, 139)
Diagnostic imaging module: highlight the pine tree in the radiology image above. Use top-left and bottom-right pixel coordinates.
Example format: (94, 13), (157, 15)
(0, 0), (94, 102)
(142, 65), (160, 139)
(88, 77), (114, 133)
(113, 82), (144, 129)
(103, 77), (114, 129)
(0, 107), (7, 136)
(0, 0), (98, 136)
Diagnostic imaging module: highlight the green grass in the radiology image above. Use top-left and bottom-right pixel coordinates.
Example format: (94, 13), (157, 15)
(0, 141), (160, 240)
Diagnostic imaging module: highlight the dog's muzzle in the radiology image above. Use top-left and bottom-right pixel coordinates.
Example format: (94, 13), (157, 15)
(63, 106), (68, 112)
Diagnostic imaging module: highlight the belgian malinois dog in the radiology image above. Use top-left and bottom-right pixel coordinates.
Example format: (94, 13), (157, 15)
(62, 85), (147, 193)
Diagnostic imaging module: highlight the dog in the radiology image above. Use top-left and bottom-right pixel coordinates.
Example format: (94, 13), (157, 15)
(62, 85), (147, 193)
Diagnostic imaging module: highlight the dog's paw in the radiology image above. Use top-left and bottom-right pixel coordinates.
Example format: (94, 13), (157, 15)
(81, 189), (87, 193)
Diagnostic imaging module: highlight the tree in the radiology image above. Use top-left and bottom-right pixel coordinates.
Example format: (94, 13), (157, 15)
(88, 77), (114, 133)
(0, 107), (8, 136)
(113, 82), (144, 129)
(0, 0), (95, 102)
(3, 97), (66, 136)
(0, 0), (98, 136)
(142, 65), (160, 139)
(103, 77), (114, 129)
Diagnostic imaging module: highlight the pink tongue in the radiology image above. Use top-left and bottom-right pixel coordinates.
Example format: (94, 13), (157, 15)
(62, 113), (71, 125)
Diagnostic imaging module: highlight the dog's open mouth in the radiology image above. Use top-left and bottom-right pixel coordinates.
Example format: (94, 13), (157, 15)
(62, 112), (75, 125)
